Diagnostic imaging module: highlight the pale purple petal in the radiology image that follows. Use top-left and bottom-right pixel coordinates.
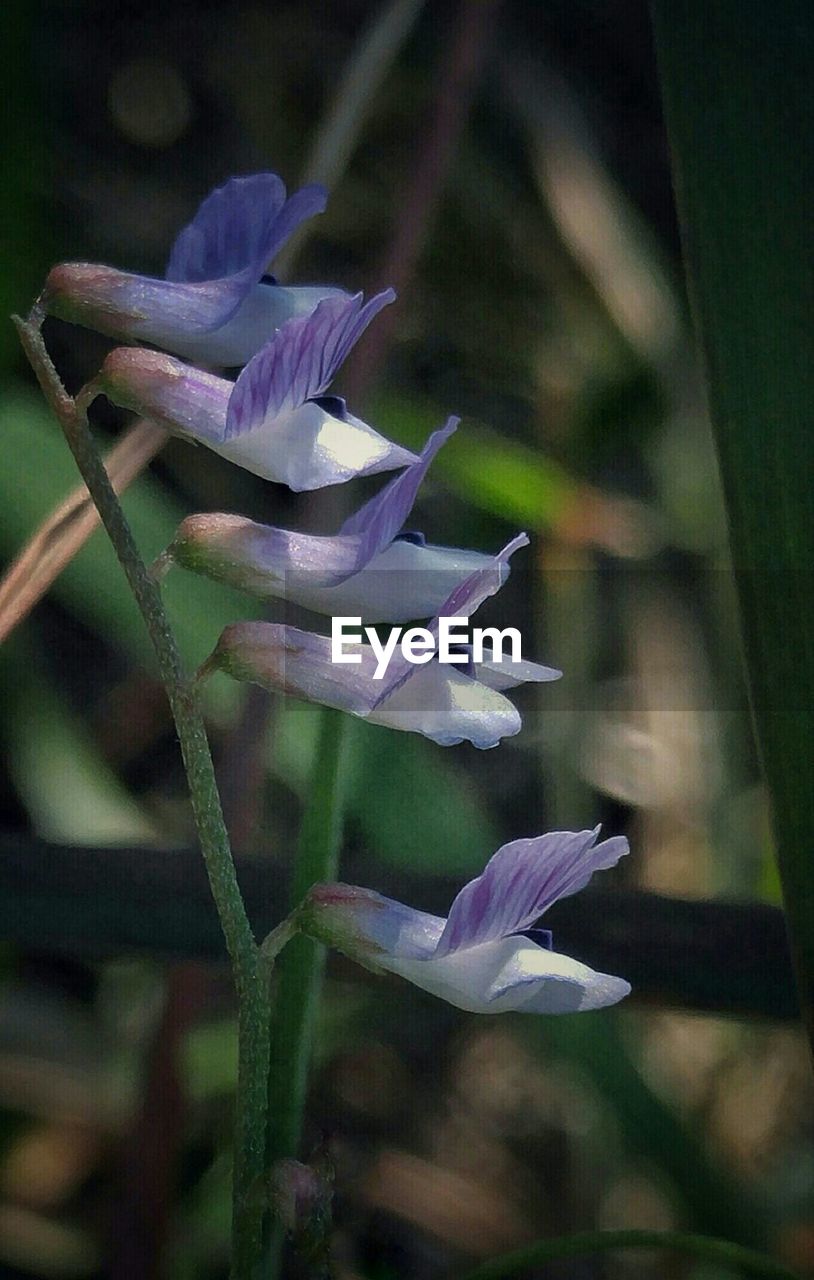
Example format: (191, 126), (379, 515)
(301, 887), (631, 1014)
(434, 828), (630, 957)
(208, 623), (522, 747)
(43, 263), (254, 340)
(98, 347), (231, 443)
(166, 282), (349, 368)
(312, 417), (458, 586)
(169, 516), (496, 624)
(211, 622), (379, 715)
(169, 514), (366, 589)
(166, 174), (327, 283)
(304, 884), (445, 962)
(42, 263), (345, 363)
(224, 290), (395, 439)
(433, 532), (530, 623)
(371, 533), (529, 709)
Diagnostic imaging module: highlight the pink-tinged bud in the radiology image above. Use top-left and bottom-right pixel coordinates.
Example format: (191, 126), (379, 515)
(96, 347), (229, 443)
(40, 260), (252, 357)
(299, 883), (424, 968)
(200, 622), (375, 716)
(42, 263), (141, 332)
(203, 621), (290, 689)
(167, 514), (289, 595)
(269, 1158), (332, 1240)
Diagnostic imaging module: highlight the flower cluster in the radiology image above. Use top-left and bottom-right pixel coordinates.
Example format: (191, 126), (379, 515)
(40, 171), (630, 1015)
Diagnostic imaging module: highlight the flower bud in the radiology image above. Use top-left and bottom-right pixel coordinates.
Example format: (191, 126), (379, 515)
(299, 883), (444, 969)
(41, 262), (250, 353)
(269, 1156), (333, 1268)
(269, 1158), (331, 1235)
(96, 347), (229, 443)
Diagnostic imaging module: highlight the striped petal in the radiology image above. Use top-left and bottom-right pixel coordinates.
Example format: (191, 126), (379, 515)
(166, 174), (326, 283)
(371, 533), (530, 708)
(41, 173), (336, 365)
(225, 291), (395, 438)
(434, 828), (630, 957)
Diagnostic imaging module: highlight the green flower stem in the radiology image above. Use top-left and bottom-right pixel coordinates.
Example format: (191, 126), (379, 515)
(15, 316), (269, 1279)
(265, 708), (346, 1274)
(459, 1230), (801, 1280)
(649, 1), (814, 1056)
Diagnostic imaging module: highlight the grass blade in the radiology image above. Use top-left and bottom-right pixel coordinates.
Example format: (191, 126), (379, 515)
(651, 0), (814, 1049)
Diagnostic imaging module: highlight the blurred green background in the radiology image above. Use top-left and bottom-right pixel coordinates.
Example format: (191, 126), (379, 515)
(0, 0), (811, 1277)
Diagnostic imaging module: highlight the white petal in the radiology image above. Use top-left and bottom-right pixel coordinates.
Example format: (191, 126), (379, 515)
(381, 936), (630, 1014)
(378, 938), (514, 1012)
(486, 940), (632, 1012)
(210, 401), (417, 490)
(368, 662), (521, 748)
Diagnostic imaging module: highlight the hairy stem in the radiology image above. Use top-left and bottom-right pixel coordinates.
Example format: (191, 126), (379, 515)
(15, 316), (269, 1279)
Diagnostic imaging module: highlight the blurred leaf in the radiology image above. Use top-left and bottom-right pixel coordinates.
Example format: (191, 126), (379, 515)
(652, 0), (814, 1048)
(459, 1228), (800, 1280)
(172, 1153), (232, 1280)
(0, 391), (261, 675)
(272, 711), (499, 878)
(525, 1014), (772, 1251)
(370, 391), (578, 529)
(0, 636), (158, 844)
(183, 1018), (237, 1103)
(346, 721), (498, 876)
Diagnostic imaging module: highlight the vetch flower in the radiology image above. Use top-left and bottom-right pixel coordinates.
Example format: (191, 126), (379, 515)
(94, 291), (418, 489)
(41, 173), (345, 367)
(200, 535), (561, 747)
(159, 417), (508, 622)
(297, 828), (631, 1013)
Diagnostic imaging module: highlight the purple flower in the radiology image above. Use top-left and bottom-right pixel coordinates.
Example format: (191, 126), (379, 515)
(161, 417), (507, 622)
(95, 292), (417, 489)
(41, 173), (344, 367)
(201, 536), (561, 748)
(298, 828), (631, 1013)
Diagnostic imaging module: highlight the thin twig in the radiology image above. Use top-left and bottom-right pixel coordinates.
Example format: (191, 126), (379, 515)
(0, 417), (168, 645)
(343, 0), (502, 401)
(272, 0), (426, 279)
(109, 964), (209, 1280)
